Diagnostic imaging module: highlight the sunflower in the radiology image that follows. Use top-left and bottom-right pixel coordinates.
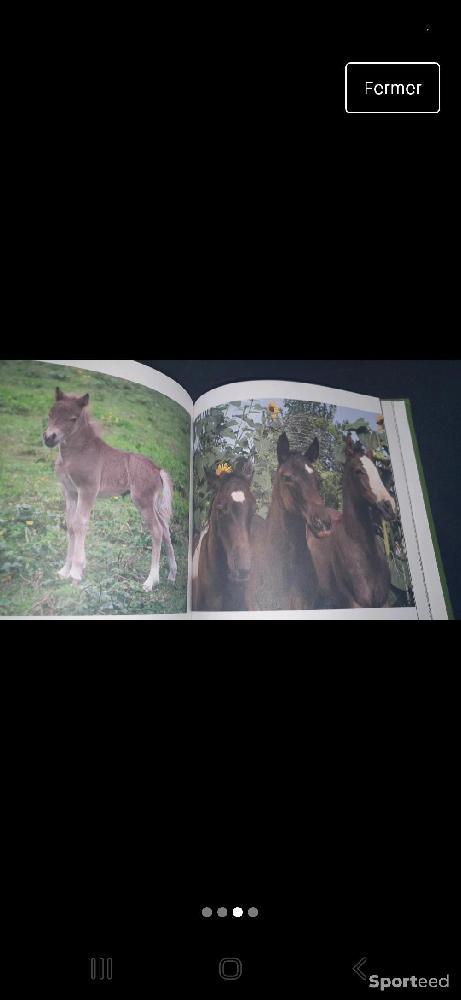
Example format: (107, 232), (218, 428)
(216, 462), (232, 476)
(267, 401), (281, 419)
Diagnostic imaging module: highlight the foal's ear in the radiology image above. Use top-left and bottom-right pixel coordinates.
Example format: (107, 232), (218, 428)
(304, 437), (319, 464)
(277, 432), (290, 465)
(55, 387), (65, 400)
(77, 393), (89, 408)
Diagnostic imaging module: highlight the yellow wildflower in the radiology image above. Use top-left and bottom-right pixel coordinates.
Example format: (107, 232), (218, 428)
(267, 401), (281, 419)
(26, 520), (34, 526)
(216, 462), (232, 476)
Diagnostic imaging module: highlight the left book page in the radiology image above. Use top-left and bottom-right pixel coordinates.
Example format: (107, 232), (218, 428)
(0, 360), (193, 619)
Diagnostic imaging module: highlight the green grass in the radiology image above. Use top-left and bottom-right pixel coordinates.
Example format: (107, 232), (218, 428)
(0, 360), (191, 615)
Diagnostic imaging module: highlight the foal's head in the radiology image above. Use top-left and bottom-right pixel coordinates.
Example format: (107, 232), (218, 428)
(344, 434), (396, 521)
(208, 460), (256, 583)
(43, 387), (90, 447)
(275, 433), (332, 537)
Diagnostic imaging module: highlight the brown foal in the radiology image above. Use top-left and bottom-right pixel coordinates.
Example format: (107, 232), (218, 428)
(44, 388), (177, 591)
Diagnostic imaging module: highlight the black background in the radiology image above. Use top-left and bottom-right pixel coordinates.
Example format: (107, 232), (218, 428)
(11, 5), (457, 996)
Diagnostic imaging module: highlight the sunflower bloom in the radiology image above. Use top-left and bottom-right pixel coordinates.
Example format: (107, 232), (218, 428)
(267, 401), (281, 420)
(216, 462), (232, 476)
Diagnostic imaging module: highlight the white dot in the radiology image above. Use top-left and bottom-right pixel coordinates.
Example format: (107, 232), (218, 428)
(248, 906), (259, 917)
(232, 906), (243, 917)
(202, 906), (212, 917)
(217, 906), (227, 917)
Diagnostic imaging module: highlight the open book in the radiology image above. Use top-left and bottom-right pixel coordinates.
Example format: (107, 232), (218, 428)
(0, 359), (452, 619)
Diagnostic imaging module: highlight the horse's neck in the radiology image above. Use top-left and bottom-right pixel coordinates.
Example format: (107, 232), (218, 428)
(342, 488), (378, 554)
(266, 491), (306, 556)
(203, 518), (224, 574)
(60, 421), (99, 458)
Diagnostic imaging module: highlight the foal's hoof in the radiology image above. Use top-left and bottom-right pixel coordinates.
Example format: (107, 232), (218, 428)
(142, 576), (159, 592)
(58, 566), (71, 579)
(168, 570), (177, 583)
(69, 570), (83, 584)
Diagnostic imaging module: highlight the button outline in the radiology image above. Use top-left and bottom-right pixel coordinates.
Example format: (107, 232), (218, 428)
(219, 957), (243, 980)
(345, 62), (440, 114)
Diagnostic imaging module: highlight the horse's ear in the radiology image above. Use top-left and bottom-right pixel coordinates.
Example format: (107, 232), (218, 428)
(77, 393), (89, 408)
(206, 467), (221, 490)
(277, 432), (290, 465)
(304, 437), (319, 464)
(345, 433), (355, 456)
(235, 457), (254, 482)
(55, 387), (65, 401)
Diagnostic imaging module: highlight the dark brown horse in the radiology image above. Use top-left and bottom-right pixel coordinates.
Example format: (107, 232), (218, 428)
(192, 461), (256, 611)
(307, 434), (396, 608)
(245, 433), (332, 610)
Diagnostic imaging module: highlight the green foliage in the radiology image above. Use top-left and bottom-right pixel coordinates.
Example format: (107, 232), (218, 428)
(0, 360), (190, 615)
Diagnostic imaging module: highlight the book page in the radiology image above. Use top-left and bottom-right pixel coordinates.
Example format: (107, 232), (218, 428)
(381, 400), (449, 620)
(0, 360), (192, 618)
(191, 379), (418, 619)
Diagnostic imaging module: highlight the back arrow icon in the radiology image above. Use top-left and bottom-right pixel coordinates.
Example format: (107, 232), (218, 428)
(353, 957), (367, 981)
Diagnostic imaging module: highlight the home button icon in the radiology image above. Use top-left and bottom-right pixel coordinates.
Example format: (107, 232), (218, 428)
(219, 957), (243, 980)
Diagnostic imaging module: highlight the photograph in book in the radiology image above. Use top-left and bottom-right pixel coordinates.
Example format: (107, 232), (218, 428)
(0, 360), (190, 616)
(192, 398), (415, 611)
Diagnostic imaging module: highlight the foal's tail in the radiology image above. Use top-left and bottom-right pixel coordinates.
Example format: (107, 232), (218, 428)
(156, 470), (173, 523)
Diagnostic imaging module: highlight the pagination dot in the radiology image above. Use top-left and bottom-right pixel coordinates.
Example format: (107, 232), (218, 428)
(232, 906), (243, 917)
(217, 906), (227, 917)
(201, 906), (212, 917)
(248, 906), (259, 917)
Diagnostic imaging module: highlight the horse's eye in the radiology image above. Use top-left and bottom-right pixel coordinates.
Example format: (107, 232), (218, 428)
(282, 473), (293, 483)
(70, 416), (78, 421)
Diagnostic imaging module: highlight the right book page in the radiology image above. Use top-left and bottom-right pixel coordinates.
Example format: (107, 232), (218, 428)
(191, 380), (446, 619)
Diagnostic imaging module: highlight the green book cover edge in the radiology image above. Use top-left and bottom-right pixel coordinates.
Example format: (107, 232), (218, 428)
(388, 398), (454, 620)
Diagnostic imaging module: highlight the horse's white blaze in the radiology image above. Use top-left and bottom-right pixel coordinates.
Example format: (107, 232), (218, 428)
(360, 456), (396, 511)
(231, 490), (245, 503)
(192, 526), (208, 580)
(305, 464), (314, 474)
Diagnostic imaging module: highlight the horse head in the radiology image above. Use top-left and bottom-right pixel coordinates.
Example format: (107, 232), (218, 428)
(43, 387), (89, 447)
(343, 434), (396, 521)
(207, 459), (256, 583)
(275, 432), (332, 537)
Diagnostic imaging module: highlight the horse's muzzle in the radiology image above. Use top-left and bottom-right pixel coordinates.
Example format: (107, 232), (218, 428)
(229, 567), (251, 583)
(309, 515), (332, 538)
(44, 432), (58, 448)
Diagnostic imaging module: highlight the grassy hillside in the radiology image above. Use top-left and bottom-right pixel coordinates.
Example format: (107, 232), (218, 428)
(0, 360), (190, 615)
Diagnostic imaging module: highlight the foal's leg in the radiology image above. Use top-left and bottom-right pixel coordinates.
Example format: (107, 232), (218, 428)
(58, 487), (78, 578)
(142, 506), (163, 591)
(131, 489), (163, 591)
(69, 489), (97, 583)
(158, 515), (177, 583)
